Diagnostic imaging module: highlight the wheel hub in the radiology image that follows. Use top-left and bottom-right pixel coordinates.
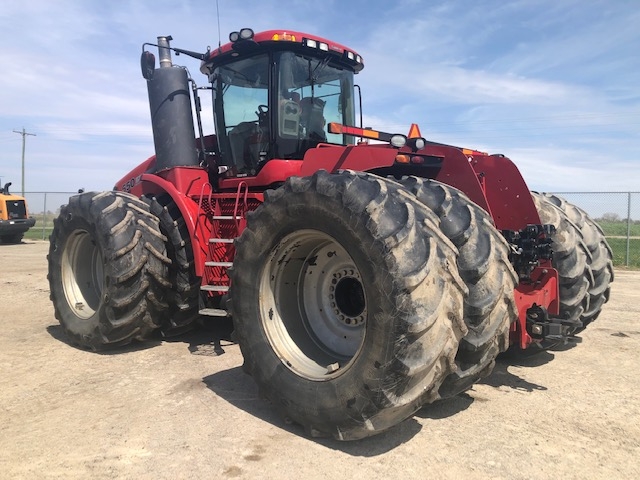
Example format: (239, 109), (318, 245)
(331, 273), (365, 326)
(61, 230), (104, 320)
(259, 229), (367, 380)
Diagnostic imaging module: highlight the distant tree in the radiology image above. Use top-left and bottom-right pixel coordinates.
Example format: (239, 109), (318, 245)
(600, 212), (621, 222)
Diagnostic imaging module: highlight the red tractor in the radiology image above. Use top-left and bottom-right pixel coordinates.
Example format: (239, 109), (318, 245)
(48, 28), (613, 440)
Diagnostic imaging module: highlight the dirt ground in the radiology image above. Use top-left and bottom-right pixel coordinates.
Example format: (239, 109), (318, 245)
(1, 240), (638, 480)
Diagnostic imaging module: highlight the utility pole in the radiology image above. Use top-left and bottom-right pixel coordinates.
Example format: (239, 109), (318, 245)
(13, 127), (36, 196)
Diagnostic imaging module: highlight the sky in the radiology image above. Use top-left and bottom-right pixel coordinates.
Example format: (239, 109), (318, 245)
(0, 0), (639, 197)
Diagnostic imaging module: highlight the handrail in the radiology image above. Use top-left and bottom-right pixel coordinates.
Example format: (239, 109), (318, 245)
(233, 181), (249, 231)
(194, 181), (214, 244)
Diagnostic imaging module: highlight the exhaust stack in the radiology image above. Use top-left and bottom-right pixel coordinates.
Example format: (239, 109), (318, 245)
(145, 36), (198, 172)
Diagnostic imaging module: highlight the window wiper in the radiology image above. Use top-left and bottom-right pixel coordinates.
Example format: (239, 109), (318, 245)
(309, 55), (331, 84)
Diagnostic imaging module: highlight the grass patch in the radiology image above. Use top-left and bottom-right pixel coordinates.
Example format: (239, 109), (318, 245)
(596, 220), (640, 237)
(24, 227), (53, 241)
(21, 213), (55, 240)
(605, 237), (640, 269)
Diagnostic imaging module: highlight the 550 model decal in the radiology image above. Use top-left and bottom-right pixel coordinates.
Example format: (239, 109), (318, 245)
(121, 174), (142, 193)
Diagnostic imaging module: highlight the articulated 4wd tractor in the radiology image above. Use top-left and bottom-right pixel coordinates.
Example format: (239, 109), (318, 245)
(48, 28), (613, 440)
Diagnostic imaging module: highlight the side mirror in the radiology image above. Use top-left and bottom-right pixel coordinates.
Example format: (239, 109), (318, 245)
(141, 51), (156, 80)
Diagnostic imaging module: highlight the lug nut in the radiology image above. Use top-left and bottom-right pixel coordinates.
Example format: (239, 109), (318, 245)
(327, 363), (340, 373)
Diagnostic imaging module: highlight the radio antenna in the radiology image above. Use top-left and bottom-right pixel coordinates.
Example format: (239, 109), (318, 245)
(216, 0), (222, 47)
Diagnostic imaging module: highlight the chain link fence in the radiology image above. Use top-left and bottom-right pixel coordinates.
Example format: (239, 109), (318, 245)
(22, 190), (640, 268)
(548, 192), (640, 268)
(22, 192), (78, 241)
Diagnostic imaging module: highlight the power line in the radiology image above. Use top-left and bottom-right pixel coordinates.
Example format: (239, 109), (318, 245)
(13, 128), (36, 197)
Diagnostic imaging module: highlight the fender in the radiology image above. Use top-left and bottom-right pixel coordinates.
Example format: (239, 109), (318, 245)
(126, 170), (210, 278)
(114, 155), (155, 193)
(471, 154), (542, 231)
(428, 145), (492, 214)
(300, 143), (495, 215)
(300, 144), (397, 176)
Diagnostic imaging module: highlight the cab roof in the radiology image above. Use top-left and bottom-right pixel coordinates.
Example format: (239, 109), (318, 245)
(201, 29), (364, 74)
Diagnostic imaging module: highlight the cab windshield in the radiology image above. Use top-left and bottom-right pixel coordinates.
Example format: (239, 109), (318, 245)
(211, 51), (355, 173)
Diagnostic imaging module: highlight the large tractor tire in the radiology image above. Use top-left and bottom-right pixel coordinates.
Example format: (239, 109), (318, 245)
(48, 191), (170, 350)
(531, 193), (590, 327)
(532, 193), (613, 331)
(399, 177), (518, 397)
(145, 194), (200, 334)
(229, 170), (467, 440)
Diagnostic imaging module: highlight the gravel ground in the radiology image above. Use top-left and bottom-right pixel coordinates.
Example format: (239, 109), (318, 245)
(1, 240), (638, 479)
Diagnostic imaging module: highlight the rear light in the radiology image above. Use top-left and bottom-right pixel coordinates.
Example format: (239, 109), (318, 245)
(395, 154), (410, 164)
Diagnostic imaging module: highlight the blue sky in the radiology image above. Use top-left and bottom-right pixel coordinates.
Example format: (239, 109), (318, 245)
(0, 0), (638, 194)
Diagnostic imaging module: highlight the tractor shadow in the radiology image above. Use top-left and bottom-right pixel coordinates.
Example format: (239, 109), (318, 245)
(162, 316), (235, 356)
(186, 319), (425, 454)
(46, 324), (162, 353)
(416, 350), (551, 422)
(416, 392), (475, 420)
(47, 315), (237, 355)
(199, 325), (552, 453)
(477, 349), (552, 391)
(203, 367), (424, 456)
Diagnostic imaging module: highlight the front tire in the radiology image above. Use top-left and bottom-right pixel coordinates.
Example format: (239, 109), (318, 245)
(230, 170), (467, 440)
(48, 191), (170, 350)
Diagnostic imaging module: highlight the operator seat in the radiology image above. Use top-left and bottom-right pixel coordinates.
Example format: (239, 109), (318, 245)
(228, 121), (258, 174)
(300, 97), (327, 142)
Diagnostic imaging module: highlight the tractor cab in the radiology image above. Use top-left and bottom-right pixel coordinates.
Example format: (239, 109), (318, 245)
(201, 29), (362, 175)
